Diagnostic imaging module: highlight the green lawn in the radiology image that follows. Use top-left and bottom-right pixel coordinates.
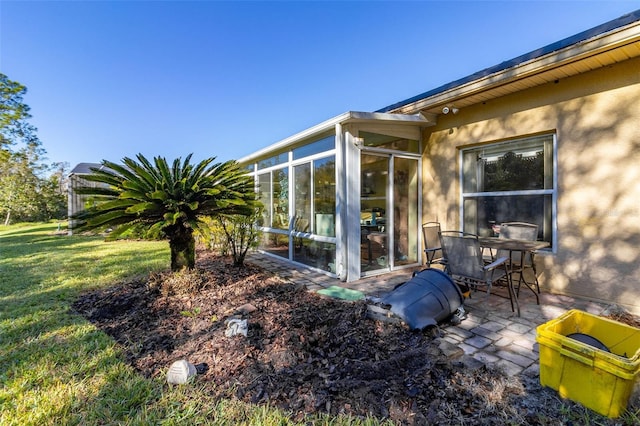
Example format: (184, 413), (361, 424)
(0, 222), (388, 425)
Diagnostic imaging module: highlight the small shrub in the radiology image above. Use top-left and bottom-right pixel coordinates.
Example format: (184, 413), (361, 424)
(196, 216), (230, 255)
(215, 205), (263, 267)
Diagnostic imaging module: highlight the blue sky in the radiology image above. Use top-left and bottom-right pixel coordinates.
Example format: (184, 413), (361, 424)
(2, 1), (639, 171)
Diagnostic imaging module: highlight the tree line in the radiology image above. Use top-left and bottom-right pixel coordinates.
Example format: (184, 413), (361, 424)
(0, 73), (67, 225)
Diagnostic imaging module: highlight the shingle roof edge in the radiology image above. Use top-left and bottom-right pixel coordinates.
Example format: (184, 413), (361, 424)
(376, 9), (640, 113)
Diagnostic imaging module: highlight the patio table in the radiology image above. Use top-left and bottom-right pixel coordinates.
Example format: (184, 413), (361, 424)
(478, 237), (549, 305)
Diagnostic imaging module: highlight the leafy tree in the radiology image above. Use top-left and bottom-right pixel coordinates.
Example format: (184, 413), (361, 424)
(34, 163), (68, 222)
(71, 153), (260, 271)
(1, 74), (39, 150)
(484, 151), (544, 192)
(0, 150), (39, 224)
(0, 73), (63, 224)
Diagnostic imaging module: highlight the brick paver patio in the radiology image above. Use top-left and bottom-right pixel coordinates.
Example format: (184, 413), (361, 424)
(246, 252), (610, 376)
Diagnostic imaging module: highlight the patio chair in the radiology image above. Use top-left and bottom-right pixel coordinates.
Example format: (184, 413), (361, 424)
(439, 231), (518, 315)
(422, 222), (446, 269)
(498, 222), (540, 294)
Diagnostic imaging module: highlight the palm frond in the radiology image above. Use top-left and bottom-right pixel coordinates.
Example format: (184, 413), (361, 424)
(71, 154), (260, 242)
(135, 154), (163, 185)
(125, 201), (162, 214)
(155, 156), (174, 192)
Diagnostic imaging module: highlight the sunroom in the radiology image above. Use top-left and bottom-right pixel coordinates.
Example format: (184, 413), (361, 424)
(238, 111), (436, 282)
(239, 9), (640, 313)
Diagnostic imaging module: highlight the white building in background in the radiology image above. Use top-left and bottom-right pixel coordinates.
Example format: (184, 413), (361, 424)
(67, 162), (104, 235)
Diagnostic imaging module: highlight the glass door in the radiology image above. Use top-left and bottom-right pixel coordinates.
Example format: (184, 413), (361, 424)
(361, 153), (389, 272)
(360, 154), (419, 274)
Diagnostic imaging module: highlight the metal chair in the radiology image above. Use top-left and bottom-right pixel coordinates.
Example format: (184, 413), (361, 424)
(422, 222), (446, 269)
(498, 222), (540, 294)
(439, 230), (519, 315)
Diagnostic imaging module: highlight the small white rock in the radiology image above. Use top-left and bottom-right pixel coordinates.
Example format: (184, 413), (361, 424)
(225, 318), (248, 337)
(166, 359), (197, 385)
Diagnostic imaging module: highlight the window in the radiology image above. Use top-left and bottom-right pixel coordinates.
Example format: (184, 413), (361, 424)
(249, 134), (336, 271)
(258, 151), (288, 170)
(293, 135), (334, 160)
(461, 134), (555, 245)
(313, 157), (335, 236)
(256, 167), (289, 229)
(257, 173), (271, 227)
(360, 131), (419, 153)
(272, 168), (289, 229)
(294, 163), (311, 232)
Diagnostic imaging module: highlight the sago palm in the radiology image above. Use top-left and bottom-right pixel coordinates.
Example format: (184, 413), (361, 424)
(72, 153), (258, 271)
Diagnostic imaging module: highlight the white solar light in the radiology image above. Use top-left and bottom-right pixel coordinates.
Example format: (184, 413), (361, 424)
(166, 359), (197, 385)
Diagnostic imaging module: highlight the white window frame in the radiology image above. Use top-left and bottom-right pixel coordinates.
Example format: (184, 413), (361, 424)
(459, 133), (558, 252)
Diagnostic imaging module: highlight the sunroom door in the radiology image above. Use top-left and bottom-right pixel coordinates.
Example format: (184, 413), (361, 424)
(360, 153), (388, 273)
(360, 153), (418, 274)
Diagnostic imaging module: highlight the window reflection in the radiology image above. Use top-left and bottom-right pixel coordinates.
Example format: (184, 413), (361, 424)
(294, 163), (311, 232)
(462, 134), (555, 244)
(293, 238), (336, 273)
(360, 131), (419, 153)
(257, 152), (288, 170)
(293, 135), (335, 160)
(257, 173), (271, 227)
(260, 232), (289, 259)
(314, 157), (335, 236)
(272, 168), (289, 229)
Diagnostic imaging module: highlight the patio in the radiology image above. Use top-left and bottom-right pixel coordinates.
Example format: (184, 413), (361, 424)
(246, 251), (611, 376)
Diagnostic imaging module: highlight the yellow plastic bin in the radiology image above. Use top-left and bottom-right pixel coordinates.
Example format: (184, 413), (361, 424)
(536, 309), (640, 418)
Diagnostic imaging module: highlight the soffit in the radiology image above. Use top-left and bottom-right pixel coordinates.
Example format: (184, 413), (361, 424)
(388, 22), (640, 116)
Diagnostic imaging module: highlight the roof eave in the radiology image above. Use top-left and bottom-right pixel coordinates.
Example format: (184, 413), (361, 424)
(237, 111), (435, 165)
(380, 11), (640, 114)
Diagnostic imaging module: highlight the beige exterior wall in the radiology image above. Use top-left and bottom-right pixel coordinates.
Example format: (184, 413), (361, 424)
(422, 56), (640, 314)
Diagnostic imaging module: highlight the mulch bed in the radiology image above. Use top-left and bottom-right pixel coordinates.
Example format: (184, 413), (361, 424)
(72, 250), (638, 425)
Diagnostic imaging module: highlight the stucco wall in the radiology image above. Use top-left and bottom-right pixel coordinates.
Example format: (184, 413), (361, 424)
(422, 56), (640, 314)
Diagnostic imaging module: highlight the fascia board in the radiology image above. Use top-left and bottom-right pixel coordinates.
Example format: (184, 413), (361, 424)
(392, 21), (640, 114)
